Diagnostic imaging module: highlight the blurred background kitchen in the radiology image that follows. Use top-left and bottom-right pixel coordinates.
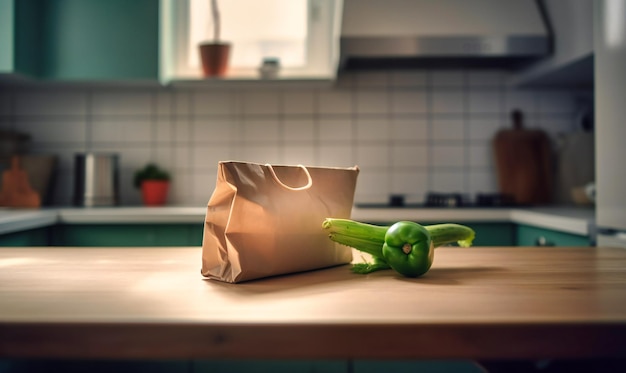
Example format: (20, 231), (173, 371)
(0, 0), (601, 208)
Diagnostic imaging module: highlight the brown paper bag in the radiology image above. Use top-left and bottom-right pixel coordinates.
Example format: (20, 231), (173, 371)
(202, 161), (359, 283)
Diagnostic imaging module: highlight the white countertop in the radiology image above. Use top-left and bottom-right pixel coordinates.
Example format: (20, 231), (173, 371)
(0, 205), (596, 236)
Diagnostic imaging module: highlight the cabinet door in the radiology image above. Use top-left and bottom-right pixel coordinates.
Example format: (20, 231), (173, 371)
(51, 224), (196, 247)
(41, 0), (158, 80)
(0, 227), (49, 246)
(0, 0), (43, 77)
(516, 224), (590, 247)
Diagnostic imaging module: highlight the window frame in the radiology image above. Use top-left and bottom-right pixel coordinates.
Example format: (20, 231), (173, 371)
(159, 0), (343, 83)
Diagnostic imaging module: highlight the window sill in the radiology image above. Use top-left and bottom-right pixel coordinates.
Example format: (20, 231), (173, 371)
(161, 76), (337, 89)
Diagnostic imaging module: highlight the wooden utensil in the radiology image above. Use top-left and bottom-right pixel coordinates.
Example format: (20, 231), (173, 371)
(492, 110), (554, 205)
(0, 155), (41, 208)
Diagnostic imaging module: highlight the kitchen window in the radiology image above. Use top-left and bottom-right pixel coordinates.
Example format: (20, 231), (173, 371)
(160, 0), (342, 82)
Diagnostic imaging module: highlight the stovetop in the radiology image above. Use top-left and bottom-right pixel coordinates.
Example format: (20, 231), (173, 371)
(356, 193), (519, 209)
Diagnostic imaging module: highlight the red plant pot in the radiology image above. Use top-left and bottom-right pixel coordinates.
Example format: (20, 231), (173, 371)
(141, 180), (169, 206)
(198, 43), (231, 77)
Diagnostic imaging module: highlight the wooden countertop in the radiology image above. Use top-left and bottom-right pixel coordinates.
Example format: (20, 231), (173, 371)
(1, 246), (625, 360)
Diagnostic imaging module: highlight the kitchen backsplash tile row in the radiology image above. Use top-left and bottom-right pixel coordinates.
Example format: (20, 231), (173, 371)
(0, 70), (588, 206)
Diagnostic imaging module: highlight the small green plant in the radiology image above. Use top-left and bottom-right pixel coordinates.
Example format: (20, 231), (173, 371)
(133, 163), (171, 189)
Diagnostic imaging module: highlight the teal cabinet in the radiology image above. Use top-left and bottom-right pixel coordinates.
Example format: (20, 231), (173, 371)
(460, 222), (515, 246)
(516, 224), (590, 247)
(0, 227), (49, 246)
(40, 0), (159, 80)
(51, 223), (203, 247)
(0, 0), (44, 78)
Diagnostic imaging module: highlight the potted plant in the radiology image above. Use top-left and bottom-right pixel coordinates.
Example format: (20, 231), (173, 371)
(133, 163), (171, 206)
(198, 0), (231, 77)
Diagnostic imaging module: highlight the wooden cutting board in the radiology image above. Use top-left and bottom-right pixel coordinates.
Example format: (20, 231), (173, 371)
(492, 110), (554, 206)
(0, 156), (41, 208)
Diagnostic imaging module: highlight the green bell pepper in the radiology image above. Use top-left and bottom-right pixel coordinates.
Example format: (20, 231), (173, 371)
(382, 221), (435, 277)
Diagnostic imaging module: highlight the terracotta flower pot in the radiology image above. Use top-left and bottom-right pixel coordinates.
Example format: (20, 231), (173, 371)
(198, 42), (231, 77)
(141, 180), (169, 206)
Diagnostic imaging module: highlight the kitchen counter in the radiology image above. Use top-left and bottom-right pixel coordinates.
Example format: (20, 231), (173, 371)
(1, 246), (626, 360)
(0, 206), (596, 237)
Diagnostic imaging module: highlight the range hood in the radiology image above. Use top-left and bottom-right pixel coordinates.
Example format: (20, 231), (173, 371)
(339, 0), (552, 70)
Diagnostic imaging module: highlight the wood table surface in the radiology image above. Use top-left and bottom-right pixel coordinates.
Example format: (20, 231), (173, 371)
(1, 246), (626, 360)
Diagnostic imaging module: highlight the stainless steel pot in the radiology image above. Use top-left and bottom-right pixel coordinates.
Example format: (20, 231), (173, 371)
(73, 153), (119, 207)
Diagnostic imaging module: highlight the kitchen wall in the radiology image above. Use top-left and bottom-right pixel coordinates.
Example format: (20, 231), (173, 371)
(0, 69), (587, 207)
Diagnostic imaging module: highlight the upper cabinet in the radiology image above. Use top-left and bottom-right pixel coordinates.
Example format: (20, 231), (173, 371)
(1, 0), (159, 83)
(0, 0), (44, 80)
(41, 0), (159, 81)
(511, 0), (594, 89)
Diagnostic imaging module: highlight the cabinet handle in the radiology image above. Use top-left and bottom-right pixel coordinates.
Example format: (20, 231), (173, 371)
(536, 236), (555, 246)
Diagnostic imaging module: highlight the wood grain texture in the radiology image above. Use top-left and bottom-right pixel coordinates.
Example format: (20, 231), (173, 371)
(1, 246), (626, 360)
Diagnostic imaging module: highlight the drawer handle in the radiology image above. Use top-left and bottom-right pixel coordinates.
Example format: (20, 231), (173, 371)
(536, 236), (555, 246)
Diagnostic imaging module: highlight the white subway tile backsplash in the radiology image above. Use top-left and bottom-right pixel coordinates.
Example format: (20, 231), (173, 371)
(169, 170), (193, 205)
(192, 170), (217, 205)
(431, 145), (465, 168)
(282, 91), (315, 114)
(91, 119), (152, 143)
(87, 145), (152, 169)
(468, 70), (506, 88)
(4, 68), (586, 206)
(505, 91), (536, 115)
(17, 119), (86, 143)
(283, 144), (316, 166)
(241, 118), (280, 143)
(468, 144), (493, 168)
(237, 144), (281, 164)
(174, 91), (191, 115)
(432, 119), (465, 141)
(283, 119), (315, 142)
(318, 91), (352, 114)
(431, 170), (465, 193)
(432, 91), (464, 114)
(391, 91), (428, 114)
(172, 118), (191, 143)
(243, 91), (280, 115)
(356, 91), (388, 114)
(193, 92), (235, 115)
(192, 117), (236, 143)
(155, 91), (173, 116)
(355, 72), (389, 88)
(468, 169), (498, 195)
(355, 144), (388, 168)
(173, 144), (192, 170)
(92, 91), (152, 116)
(318, 144), (353, 167)
(355, 118), (389, 142)
(391, 144), (428, 168)
(391, 71), (427, 88)
(318, 118), (352, 142)
(16, 91), (86, 116)
(468, 91), (502, 114)
(354, 168), (389, 202)
(431, 70), (465, 88)
(152, 145), (174, 171)
(468, 118), (502, 141)
(389, 118), (428, 141)
(192, 144), (232, 170)
(155, 118), (173, 143)
(0, 93), (11, 115)
(390, 170), (429, 201)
